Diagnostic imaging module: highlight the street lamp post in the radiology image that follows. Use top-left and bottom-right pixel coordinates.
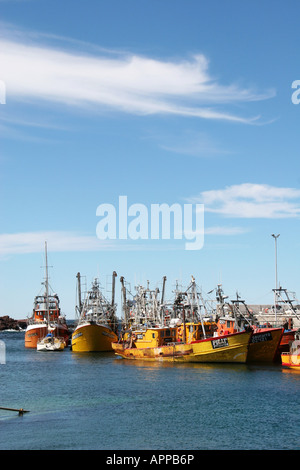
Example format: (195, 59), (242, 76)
(272, 233), (280, 324)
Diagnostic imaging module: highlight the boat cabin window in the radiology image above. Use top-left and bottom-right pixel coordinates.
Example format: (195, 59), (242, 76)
(160, 330), (175, 337)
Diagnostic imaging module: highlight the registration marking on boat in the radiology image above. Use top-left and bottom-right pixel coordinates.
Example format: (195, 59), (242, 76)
(250, 332), (272, 343)
(211, 338), (229, 349)
(72, 332), (83, 340)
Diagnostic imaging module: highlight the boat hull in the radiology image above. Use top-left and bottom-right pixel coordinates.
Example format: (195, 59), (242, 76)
(71, 323), (118, 352)
(112, 330), (252, 363)
(247, 328), (283, 362)
(112, 342), (193, 360)
(281, 353), (300, 370)
(25, 323), (69, 348)
(187, 330), (252, 363)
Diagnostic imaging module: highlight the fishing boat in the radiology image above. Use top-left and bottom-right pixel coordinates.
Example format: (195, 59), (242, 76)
(71, 272), (118, 352)
(37, 333), (65, 351)
(25, 242), (69, 348)
(113, 276), (252, 363)
(112, 325), (193, 360)
(114, 276), (191, 360)
(281, 329), (300, 370)
(213, 286), (283, 362)
(112, 324), (252, 363)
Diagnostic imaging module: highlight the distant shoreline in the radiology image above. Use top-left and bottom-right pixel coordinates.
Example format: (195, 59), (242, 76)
(0, 316), (27, 331)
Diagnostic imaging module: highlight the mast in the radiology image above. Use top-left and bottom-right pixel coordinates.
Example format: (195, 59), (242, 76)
(182, 304), (186, 343)
(161, 276), (167, 303)
(111, 271), (117, 306)
(120, 276), (128, 325)
(160, 276), (167, 325)
(44, 241), (50, 327)
(272, 233), (280, 324)
(191, 276), (206, 338)
(76, 272), (82, 317)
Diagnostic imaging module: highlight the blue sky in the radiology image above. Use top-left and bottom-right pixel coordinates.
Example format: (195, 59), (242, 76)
(1, 0), (300, 319)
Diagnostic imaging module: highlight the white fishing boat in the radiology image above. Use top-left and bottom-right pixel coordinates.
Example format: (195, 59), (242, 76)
(37, 333), (65, 351)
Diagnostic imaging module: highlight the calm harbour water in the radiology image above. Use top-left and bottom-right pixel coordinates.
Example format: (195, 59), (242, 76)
(0, 330), (299, 451)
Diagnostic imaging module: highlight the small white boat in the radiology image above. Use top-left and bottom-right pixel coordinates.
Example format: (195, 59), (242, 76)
(37, 333), (65, 351)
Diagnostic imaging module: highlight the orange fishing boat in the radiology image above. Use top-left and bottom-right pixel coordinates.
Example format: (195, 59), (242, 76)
(25, 293), (69, 348)
(24, 242), (69, 348)
(216, 316), (283, 363)
(217, 316), (284, 362)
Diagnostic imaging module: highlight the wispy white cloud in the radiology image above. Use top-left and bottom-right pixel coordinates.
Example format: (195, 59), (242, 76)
(188, 183), (300, 218)
(0, 25), (275, 123)
(0, 231), (110, 256)
(205, 226), (248, 235)
(0, 231), (185, 256)
(159, 130), (231, 157)
(0, 224), (249, 256)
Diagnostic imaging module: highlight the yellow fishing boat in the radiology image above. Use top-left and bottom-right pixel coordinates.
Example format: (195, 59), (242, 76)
(112, 327), (192, 361)
(72, 322), (118, 352)
(113, 275), (252, 363)
(112, 326), (193, 360)
(72, 273), (118, 352)
(112, 326), (252, 363)
(185, 330), (252, 363)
